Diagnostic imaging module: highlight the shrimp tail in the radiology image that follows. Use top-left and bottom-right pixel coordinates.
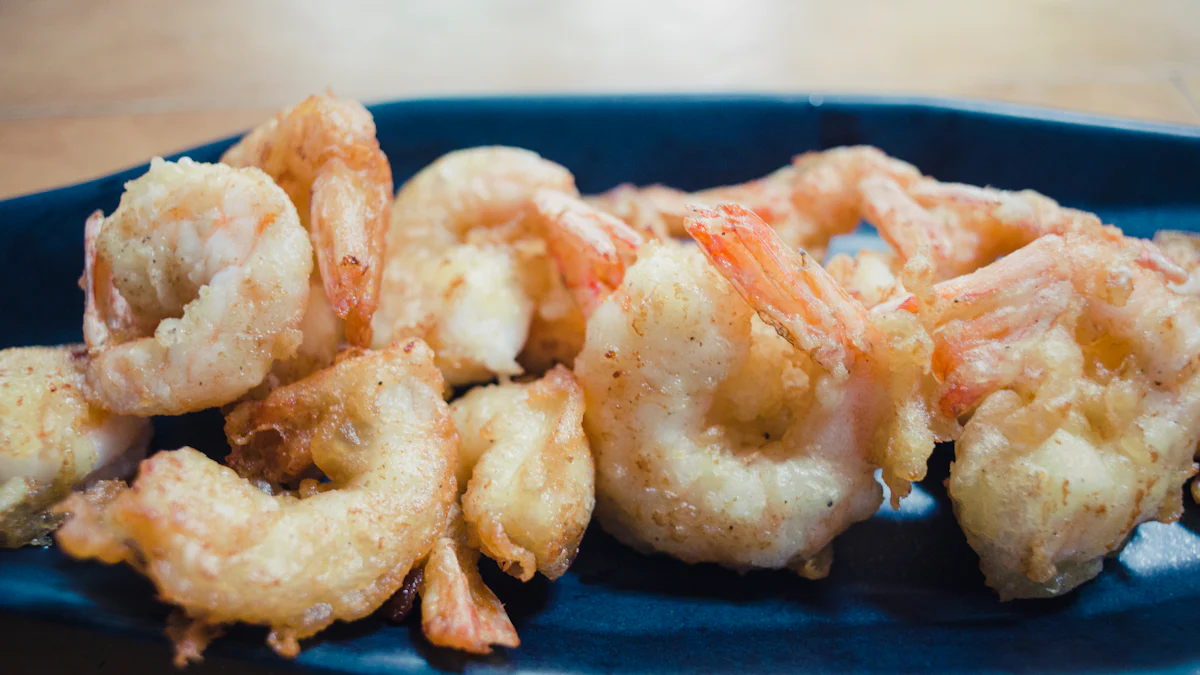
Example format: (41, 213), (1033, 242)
(222, 94), (394, 349)
(931, 235), (1078, 417)
(311, 156), (392, 347)
(932, 230), (1192, 420)
(687, 205), (939, 503)
(419, 512), (520, 654)
(859, 174), (941, 298)
(685, 203), (871, 375)
(81, 210), (138, 351)
(536, 188), (645, 318)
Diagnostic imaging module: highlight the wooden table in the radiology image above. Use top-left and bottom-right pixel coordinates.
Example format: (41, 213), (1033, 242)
(2, 0), (1198, 200)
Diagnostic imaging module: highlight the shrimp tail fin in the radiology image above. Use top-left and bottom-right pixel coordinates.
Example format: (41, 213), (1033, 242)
(311, 157), (392, 347)
(928, 232), (1181, 420)
(82, 210), (138, 352)
(419, 530), (520, 654)
(685, 203), (870, 375)
(930, 235), (1079, 418)
(536, 189), (645, 318)
(859, 175), (941, 300)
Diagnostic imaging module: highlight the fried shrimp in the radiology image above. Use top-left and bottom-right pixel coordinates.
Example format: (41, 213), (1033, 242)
(415, 366), (591, 653)
(82, 158), (313, 415)
(55, 340), (456, 661)
(560, 200), (933, 575)
(221, 93), (393, 347)
(859, 175), (1109, 289)
(451, 365), (593, 581)
(373, 146), (583, 387)
(925, 232), (1200, 599)
(0, 346), (150, 547)
(586, 146), (921, 258)
(687, 205), (939, 502)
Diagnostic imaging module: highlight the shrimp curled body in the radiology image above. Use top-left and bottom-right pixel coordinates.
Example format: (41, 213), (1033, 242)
(374, 147), (583, 387)
(560, 198), (933, 575)
(83, 158), (313, 415)
(860, 174), (1109, 291)
(929, 233), (1200, 599)
(407, 365), (592, 655)
(222, 93), (393, 347)
(55, 340), (457, 661)
(451, 364), (594, 582)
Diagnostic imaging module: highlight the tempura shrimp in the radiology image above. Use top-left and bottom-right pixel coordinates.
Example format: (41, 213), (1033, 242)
(451, 364), (593, 581)
(859, 175), (1109, 289)
(222, 93), (393, 347)
(83, 158), (313, 415)
(560, 199), (933, 574)
(926, 232), (1200, 599)
(373, 146), (584, 387)
(414, 365), (591, 653)
(56, 340), (456, 661)
(0, 346), (150, 547)
(587, 146), (921, 259)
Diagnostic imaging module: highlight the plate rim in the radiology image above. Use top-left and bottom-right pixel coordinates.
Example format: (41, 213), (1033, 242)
(2, 92), (1198, 206)
(4, 91), (1200, 674)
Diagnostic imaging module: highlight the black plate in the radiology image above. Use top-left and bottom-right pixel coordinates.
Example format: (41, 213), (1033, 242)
(2, 95), (1200, 674)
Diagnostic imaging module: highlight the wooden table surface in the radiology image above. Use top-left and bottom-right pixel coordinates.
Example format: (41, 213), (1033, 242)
(2, 0), (1199, 199)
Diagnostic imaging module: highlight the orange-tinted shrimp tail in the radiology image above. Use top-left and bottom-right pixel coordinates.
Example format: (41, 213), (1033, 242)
(311, 156), (392, 346)
(536, 189), (645, 318)
(685, 203), (871, 375)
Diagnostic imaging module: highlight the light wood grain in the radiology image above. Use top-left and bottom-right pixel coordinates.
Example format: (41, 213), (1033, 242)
(1178, 75), (1200, 116)
(1, 0), (1198, 198)
(0, 109), (274, 197)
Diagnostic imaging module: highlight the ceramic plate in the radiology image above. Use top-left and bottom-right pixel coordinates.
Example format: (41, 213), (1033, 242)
(2, 95), (1200, 674)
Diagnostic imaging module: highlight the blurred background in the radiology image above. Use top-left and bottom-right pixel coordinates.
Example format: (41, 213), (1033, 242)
(1, 0), (1198, 199)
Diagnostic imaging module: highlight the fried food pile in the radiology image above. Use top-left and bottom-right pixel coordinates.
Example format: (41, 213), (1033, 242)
(2, 92), (1198, 664)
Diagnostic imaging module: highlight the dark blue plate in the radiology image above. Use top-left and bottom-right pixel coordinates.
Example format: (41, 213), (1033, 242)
(2, 96), (1200, 674)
